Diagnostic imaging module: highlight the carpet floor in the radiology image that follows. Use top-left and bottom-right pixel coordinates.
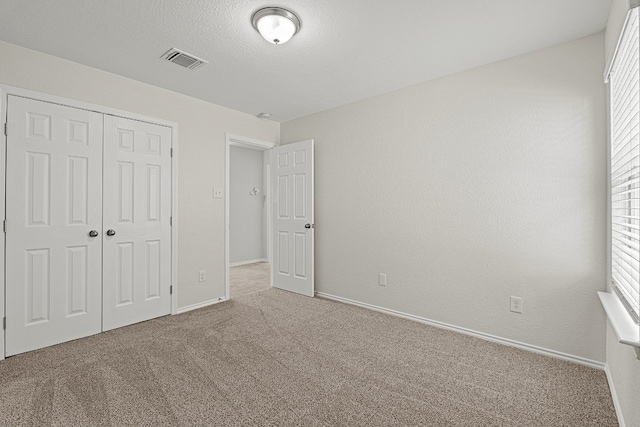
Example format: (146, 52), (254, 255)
(0, 288), (617, 426)
(230, 262), (270, 297)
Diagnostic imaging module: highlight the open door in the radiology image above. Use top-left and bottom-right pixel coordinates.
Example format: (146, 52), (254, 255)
(271, 140), (314, 297)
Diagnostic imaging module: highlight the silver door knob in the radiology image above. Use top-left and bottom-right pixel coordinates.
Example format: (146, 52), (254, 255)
(88, 230), (99, 237)
(106, 229), (116, 236)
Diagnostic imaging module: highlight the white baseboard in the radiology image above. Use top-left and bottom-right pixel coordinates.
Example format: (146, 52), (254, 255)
(176, 297), (226, 314)
(604, 364), (626, 427)
(316, 292), (605, 371)
(230, 258), (267, 267)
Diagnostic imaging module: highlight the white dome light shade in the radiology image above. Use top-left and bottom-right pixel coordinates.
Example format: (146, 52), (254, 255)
(252, 7), (301, 45)
(257, 14), (295, 44)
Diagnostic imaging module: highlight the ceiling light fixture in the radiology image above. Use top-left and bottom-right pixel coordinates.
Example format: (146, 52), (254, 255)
(251, 7), (301, 45)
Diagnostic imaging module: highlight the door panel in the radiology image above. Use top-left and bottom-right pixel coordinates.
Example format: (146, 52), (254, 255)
(5, 95), (103, 356)
(272, 140), (314, 297)
(102, 115), (172, 331)
(26, 248), (50, 324)
(67, 245), (89, 316)
(116, 242), (134, 306)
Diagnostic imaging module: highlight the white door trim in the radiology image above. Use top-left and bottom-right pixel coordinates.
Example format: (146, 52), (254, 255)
(0, 88), (7, 361)
(224, 133), (276, 300)
(0, 84), (180, 360)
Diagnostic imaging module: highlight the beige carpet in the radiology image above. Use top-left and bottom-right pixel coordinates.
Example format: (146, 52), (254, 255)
(0, 288), (617, 426)
(230, 262), (270, 297)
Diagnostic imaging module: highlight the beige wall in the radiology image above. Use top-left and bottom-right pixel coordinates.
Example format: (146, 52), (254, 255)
(0, 40), (279, 309)
(282, 33), (607, 363)
(604, 2), (640, 425)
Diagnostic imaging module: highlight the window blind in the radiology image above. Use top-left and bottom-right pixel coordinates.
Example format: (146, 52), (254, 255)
(611, 8), (640, 321)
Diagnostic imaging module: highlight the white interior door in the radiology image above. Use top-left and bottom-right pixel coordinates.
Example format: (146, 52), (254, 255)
(102, 115), (172, 331)
(272, 140), (314, 296)
(5, 95), (103, 356)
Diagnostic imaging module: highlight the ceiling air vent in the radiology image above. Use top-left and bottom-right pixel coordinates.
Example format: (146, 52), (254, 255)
(161, 48), (208, 70)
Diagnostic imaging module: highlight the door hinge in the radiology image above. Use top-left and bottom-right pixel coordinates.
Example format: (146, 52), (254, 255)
(170, 148), (173, 157)
(2, 317), (5, 330)
(170, 216), (172, 226)
(170, 285), (173, 295)
(3, 220), (6, 233)
(3, 123), (6, 136)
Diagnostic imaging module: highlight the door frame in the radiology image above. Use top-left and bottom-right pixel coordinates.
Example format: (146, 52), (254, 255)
(224, 133), (276, 300)
(0, 84), (180, 361)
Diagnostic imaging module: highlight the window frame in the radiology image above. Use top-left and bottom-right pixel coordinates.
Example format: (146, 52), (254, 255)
(609, 6), (640, 323)
(600, 5), (640, 353)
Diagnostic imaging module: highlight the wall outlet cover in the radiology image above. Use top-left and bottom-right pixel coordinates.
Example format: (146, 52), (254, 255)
(510, 296), (523, 314)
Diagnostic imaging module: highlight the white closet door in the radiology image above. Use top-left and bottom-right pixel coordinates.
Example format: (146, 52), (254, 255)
(5, 95), (103, 356)
(102, 115), (172, 331)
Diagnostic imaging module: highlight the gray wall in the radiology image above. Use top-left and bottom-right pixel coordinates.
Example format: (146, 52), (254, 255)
(282, 33), (607, 363)
(230, 146), (265, 264)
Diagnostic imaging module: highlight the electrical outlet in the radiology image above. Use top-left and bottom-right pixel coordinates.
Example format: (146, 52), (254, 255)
(510, 296), (523, 314)
(199, 270), (206, 282)
(379, 273), (387, 286)
(213, 188), (223, 198)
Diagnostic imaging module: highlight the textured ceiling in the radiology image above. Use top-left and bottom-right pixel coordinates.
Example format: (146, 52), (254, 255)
(0, 0), (612, 122)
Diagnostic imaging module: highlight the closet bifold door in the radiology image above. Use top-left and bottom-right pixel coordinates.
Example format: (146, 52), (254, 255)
(102, 115), (172, 331)
(5, 95), (103, 356)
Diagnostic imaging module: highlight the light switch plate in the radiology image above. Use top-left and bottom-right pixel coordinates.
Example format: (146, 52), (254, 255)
(379, 273), (387, 286)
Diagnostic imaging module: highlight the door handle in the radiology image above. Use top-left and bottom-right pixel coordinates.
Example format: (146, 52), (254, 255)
(304, 223), (314, 229)
(88, 230), (99, 237)
(106, 229), (116, 236)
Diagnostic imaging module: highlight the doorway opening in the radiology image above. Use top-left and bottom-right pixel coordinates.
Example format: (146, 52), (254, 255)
(225, 134), (275, 299)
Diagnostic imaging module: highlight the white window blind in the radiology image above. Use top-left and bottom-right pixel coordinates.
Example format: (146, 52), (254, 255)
(611, 7), (640, 321)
